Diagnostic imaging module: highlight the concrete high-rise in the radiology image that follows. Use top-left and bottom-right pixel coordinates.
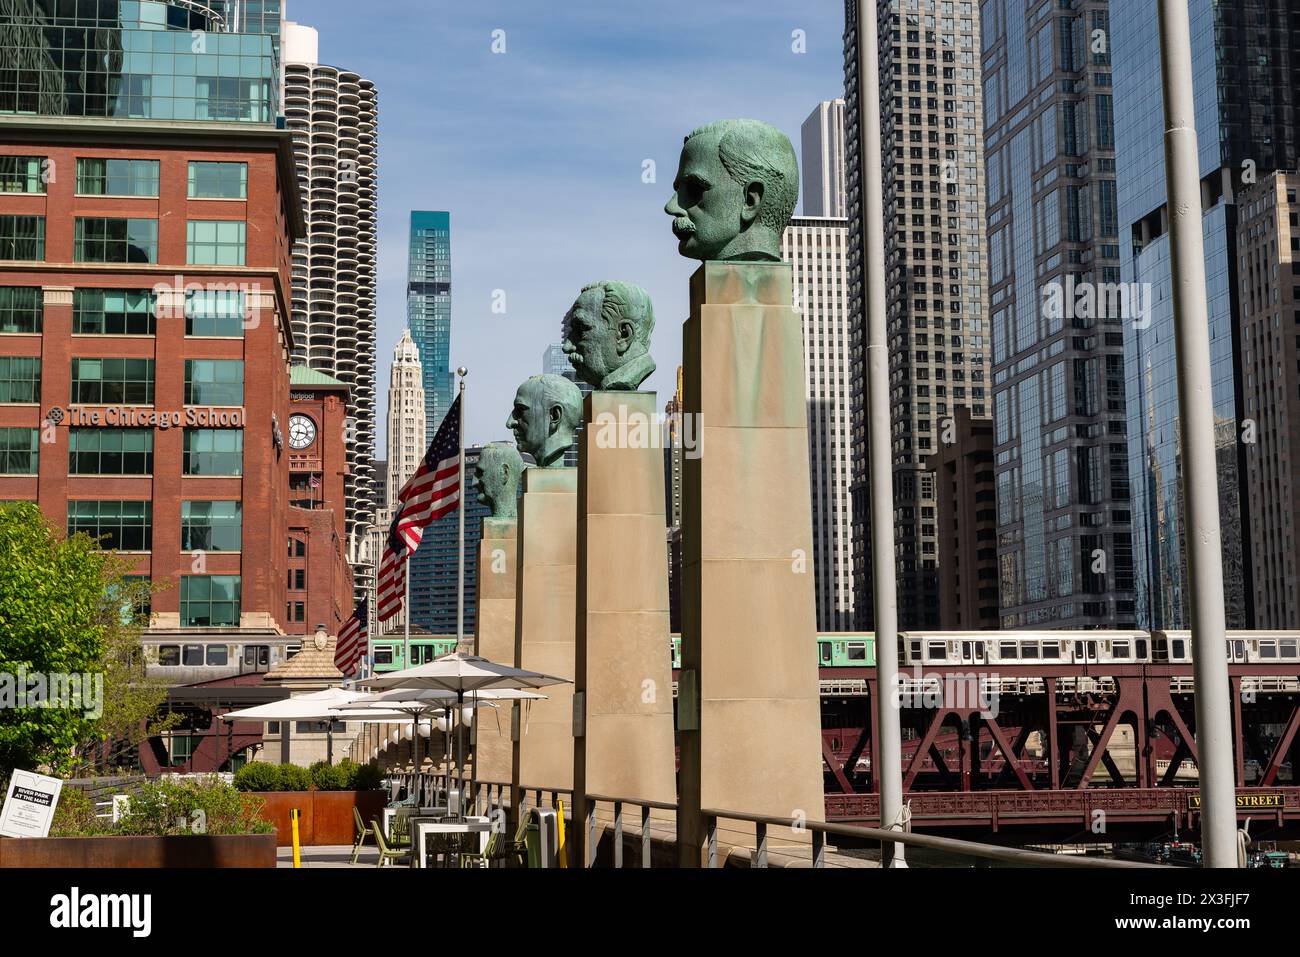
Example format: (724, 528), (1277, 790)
(782, 216), (855, 631)
(407, 211), (454, 444)
(801, 99), (847, 218)
(384, 330), (426, 508)
(981, 0), (1134, 629)
(1112, 0), (1300, 629)
(282, 23), (378, 598)
(1237, 172), (1300, 628)
(844, 0), (991, 630)
(929, 407), (997, 629)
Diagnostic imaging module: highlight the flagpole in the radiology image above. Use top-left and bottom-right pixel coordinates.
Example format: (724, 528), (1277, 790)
(455, 367), (467, 805)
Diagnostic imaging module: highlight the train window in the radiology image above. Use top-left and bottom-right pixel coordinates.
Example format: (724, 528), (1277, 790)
(1074, 642), (1085, 660)
(1280, 640), (1298, 658)
(157, 644), (180, 666)
(1260, 641), (1277, 659)
(1021, 643), (1039, 659)
(244, 645), (270, 667)
(999, 642), (1018, 659)
(847, 642), (867, 661)
(206, 645), (228, 666)
(820, 643), (832, 663)
(1042, 643), (1060, 659)
(286, 643), (301, 658)
(1172, 639), (1186, 659)
(374, 646), (393, 665)
(1136, 638), (1148, 659)
(1086, 641), (1097, 660)
(961, 641), (973, 660)
(182, 644), (204, 666)
(1112, 641), (1130, 659)
(909, 640), (922, 660)
(926, 641), (946, 660)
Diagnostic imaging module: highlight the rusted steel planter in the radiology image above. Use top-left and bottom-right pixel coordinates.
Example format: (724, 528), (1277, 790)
(0, 833), (277, 868)
(252, 790), (386, 846)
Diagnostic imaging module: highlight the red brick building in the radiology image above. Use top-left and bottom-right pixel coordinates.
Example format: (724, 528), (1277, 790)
(0, 116), (355, 772)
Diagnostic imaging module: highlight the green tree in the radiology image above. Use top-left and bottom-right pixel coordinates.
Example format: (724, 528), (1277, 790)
(0, 502), (172, 775)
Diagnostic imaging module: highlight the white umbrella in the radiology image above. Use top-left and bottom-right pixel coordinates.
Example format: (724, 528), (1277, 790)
(220, 688), (411, 765)
(357, 653), (571, 808)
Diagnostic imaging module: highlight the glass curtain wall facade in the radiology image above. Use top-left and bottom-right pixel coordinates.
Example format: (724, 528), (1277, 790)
(0, 0), (278, 124)
(407, 210), (453, 446)
(1112, 0), (1300, 629)
(407, 445), (487, 638)
(980, 0), (1134, 629)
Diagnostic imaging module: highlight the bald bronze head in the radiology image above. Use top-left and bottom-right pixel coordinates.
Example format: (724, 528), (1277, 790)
(473, 442), (524, 518)
(505, 374), (583, 468)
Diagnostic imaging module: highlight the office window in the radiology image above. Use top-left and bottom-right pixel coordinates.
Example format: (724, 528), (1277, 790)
(184, 359), (243, 405)
(0, 156), (44, 193)
(74, 218), (158, 263)
(67, 501), (152, 551)
(186, 220), (246, 265)
(183, 429), (243, 476)
(188, 161), (247, 199)
(69, 429), (153, 475)
(181, 501), (242, 551)
(288, 568), (305, 590)
(180, 575), (241, 627)
(186, 289), (245, 337)
(0, 357), (40, 403)
(76, 158), (160, 197)
(0, 216), (44, 260)
(71, 358), (155, 404)
(0, 287), (41, 333)
(0, 427), (37, 474)
(73, 289), (155, 335)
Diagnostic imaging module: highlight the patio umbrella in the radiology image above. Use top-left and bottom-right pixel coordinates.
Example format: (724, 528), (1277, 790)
(356, 653), (570, 808)
(220, 688), (415, 765)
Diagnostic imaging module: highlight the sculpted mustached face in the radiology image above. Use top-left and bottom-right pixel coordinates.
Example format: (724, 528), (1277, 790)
(664, 131), (735, 261)
(562, 287), (616, 384)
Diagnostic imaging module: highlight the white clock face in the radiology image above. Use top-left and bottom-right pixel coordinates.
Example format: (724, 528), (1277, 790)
(288, 414), (317, 450)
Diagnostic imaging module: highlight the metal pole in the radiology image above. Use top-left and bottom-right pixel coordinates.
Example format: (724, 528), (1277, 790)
(1155, 0), (1237, 868)
(456, 369), (467, 651)
(403, 554), (410, 671)
(856, 0), (904, 866)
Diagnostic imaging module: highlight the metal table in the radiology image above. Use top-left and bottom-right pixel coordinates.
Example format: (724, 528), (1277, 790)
(412, 817), (492, 868)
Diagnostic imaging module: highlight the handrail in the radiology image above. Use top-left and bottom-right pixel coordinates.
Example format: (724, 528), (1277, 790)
(582, 793), (679, 867)
(700, 807), (1160, 869)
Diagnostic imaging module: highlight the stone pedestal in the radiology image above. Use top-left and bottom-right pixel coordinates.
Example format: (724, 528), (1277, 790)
(512, 468), (578, 805)
(572, 391), (678, 866)
(472, 517), (517, 789)
(677, 261), (825, 866)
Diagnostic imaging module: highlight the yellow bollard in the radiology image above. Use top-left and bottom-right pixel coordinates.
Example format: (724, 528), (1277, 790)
(290, 807), (301, 869)
(556, 799), (568, 868)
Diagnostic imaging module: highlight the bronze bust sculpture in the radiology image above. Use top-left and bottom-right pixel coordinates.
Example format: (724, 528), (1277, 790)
(505, 374), (583, 469)
(562, 280), (656, 391)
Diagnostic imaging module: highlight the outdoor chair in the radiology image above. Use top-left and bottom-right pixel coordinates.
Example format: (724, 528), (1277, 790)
(506, 811), (530, 868)
(372, 820), (410, 868)
(459, 829), (503, 868)
(350, 805), (375, 865)
(390, 807), (414, 848)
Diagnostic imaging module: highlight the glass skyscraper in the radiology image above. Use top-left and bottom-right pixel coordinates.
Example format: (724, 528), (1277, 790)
(1113, 0), (1300, 629)
(0, 1), (278, 124)
(407, 210), (454, 445)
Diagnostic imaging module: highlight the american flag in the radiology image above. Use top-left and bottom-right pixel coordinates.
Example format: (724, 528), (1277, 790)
(394, 395), (462, 551)
(334, 596), (368, 677)
(376, 505), (415, 622)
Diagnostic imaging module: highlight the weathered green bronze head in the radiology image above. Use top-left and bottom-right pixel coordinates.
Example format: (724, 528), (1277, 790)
(562, 280), (657, 391)
(664, 118), (799, 262)
(473, 441), (524, 518)
(505, 374), (583, 469)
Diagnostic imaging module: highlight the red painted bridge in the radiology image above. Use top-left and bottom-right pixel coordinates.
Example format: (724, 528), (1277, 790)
(813, 663), (1300, 839)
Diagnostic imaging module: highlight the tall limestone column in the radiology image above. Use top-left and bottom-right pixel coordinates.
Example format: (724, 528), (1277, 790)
(505, 374), (585, 810)
(511, 467), (578, 800)
(571, 391), (678, 866)
(664, 119), (824, 866)
(472, 516), (517, 787)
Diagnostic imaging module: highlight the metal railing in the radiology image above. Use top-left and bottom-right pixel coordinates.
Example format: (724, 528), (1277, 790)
(583, 793), (678, 868)
(699, 808), (1158, 869)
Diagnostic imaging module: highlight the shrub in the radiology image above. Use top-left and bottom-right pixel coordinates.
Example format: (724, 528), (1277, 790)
(233, 762), (283, 792)
(348, 762), (383, 791)
(309, 760), (348, 791)
(49, 785), (114, 837)
(110, 776), (272, 836)
(277, 764), (312, 792)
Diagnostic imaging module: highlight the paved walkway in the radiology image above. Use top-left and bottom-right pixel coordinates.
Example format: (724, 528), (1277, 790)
(277, 845), (381, 868)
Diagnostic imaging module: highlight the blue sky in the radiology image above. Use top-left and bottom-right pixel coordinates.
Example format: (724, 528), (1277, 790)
(295, 0), (845, 449)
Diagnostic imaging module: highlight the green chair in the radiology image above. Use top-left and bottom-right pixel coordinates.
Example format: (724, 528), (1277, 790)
(460, 829), (503, 868)
(371, 819), (410, 868)
(390, 807), (414, 849)
(506, 812), (531, 868)
(349, 805), (375, 865)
